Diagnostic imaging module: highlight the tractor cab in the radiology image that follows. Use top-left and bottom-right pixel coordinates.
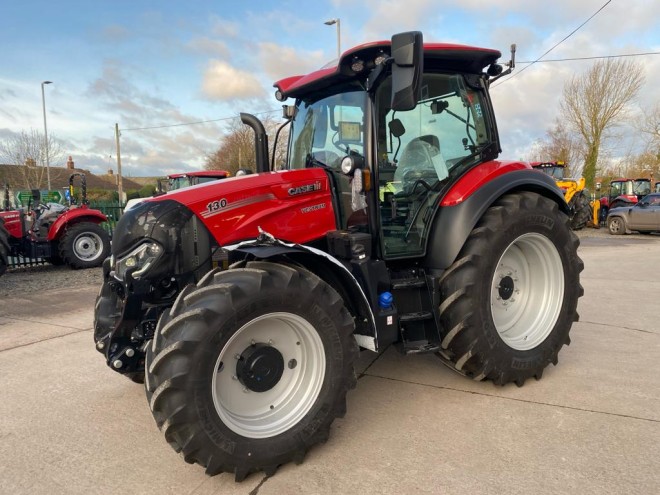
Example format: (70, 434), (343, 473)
(531, 161), (567, 180)
(276, 35), (504, 259)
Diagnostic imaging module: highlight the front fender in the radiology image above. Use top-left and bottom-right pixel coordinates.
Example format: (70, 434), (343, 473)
(425, 169), (567, 270)
(226, 237), (378, 351)
(48, 207), (108, 241)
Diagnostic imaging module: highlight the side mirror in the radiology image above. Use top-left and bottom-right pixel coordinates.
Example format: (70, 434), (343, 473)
(390, 31), (423, 111)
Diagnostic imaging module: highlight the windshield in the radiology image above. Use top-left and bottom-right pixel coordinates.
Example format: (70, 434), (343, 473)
(288, 89), (366, 170)
(634, 180), (651, 196)
(539, 166), (565, 180)
(376, 73), (494, 258)
(169, 177), (189, 191)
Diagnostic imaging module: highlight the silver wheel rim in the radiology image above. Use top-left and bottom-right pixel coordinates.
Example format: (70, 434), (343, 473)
(212, 312), (325, 438)
(72, 232), (104, 262)
(490, 233), (564, 351)
(609, 218), (622, 234)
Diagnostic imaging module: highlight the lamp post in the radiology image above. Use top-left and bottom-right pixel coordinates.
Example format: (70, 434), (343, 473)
(41, 80), (53, 190)
(324, 18), (341, 59)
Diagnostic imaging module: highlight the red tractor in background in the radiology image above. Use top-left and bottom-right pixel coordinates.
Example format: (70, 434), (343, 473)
(598, 178), (651, 224)
(94, 32), (583, 480)
(124, 169), (230, 212)
(0, 173), (110, 275)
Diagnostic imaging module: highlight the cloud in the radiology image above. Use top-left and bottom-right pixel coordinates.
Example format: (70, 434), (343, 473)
(257, 42), (327, 81)
(186, 37), (230, 57)
(209, 17), (240, 38)
(201, 60), (266, 100)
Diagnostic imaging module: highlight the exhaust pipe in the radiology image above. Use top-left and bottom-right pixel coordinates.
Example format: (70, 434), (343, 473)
(240, 113), (269, 174)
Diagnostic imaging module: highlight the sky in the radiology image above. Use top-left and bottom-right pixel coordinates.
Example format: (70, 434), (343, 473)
(0, 0), (659, 178)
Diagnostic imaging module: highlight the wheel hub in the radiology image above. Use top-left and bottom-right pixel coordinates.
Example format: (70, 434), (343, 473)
(236, 343), (284, 392)
(498, 275), (515, 300)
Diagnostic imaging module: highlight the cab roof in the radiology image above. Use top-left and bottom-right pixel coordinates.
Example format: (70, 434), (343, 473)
(168, 170), (229, 179)
(274, 41), (501, 100)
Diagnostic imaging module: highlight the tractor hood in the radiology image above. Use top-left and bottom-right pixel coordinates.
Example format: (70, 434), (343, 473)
(125, 169), (337, 249)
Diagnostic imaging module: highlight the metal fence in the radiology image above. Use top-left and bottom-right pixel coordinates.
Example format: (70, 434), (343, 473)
(6, 201), (124, 270)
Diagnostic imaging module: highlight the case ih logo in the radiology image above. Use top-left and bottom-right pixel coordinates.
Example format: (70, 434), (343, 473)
(288, 182), (321, 196)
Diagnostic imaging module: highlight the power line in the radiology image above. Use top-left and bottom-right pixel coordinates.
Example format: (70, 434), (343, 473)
(517, 51), (660, 63)
(494, 0), (612, 86)
(121, 109), (281, 132)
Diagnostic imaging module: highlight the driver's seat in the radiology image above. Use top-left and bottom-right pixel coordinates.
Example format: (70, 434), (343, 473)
(395, 134), (444, 194)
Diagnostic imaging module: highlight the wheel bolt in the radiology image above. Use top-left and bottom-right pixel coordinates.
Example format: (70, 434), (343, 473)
(113, 359), (123, 369)
(125, 348), (135, 357)
(96, 341), (105, 350)
(243, 387), (250, 393)
(232, 375), (238, 380)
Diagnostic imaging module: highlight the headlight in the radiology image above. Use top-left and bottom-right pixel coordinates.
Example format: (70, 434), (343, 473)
(115, 241), (163, 280)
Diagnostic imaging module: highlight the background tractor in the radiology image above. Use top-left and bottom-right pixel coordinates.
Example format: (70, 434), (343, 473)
(598, 177), (652, 224)
(0, 217), (8, 276)
(94, 32), (583, 480)
(531, 161), (596, 229)
(124, 169), (230, 212)
(0, 173), (110, 274)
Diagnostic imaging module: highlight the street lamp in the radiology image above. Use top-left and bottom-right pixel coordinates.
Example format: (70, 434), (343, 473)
(324, 18), (341, 59)
(41, 80), (53, 190)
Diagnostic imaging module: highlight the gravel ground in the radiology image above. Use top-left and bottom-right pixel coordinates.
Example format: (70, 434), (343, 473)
(1, 226), (657, 298)
(0, 264), (103, 298)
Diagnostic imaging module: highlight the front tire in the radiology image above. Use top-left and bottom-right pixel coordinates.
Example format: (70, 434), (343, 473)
(145, 262), (358, 480)
(608, 216), (626, 235)
(59, 222), (111, 269)
(438, 192), (583, 386)
(569, 191), (592, 230)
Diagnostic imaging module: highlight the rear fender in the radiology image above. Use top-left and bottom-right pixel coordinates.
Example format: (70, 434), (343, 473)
(425, 169), (567, 270)
(225, 236), (377, 352)
(47, 207), (108, 241)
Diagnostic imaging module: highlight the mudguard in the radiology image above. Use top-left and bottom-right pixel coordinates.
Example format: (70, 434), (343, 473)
(225, 232), (378, 351)
(47, 207), (108, 241)
(425, 168), (567, 270)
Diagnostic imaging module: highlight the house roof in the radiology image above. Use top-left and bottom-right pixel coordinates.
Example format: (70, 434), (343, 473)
(0, 164), (143, 191)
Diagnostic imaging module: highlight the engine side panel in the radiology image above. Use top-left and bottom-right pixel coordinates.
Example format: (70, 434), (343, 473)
(154, 169), (338, 246)
(0, 211), (24, 238)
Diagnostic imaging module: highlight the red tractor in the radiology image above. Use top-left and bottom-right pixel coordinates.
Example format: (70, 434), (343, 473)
(94, 32), (582, 480)
(0, 173), (111, 274)
(124, 169), (230, 212)
(599, 178), (652, 223)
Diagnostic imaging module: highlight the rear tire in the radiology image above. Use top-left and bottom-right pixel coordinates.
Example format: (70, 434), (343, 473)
(145, 262), (358, 480)
(0, 218), (9, 277)
(569, 191), (592, 230)
(58, 222), (110, 269)
(438, 192), (583, 386)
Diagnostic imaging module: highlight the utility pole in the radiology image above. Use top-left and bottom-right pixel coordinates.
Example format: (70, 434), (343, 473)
(115, 123), (123, 205)
(41, 81), (53, 190)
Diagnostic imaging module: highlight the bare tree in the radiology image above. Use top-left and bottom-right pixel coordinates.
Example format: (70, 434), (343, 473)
(0, 129), (66, 188)
(531, 118), (584, 177)
(560, 59), (644, 189)
(637, 103), (660, 153)
(205, 116), (289, 175)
